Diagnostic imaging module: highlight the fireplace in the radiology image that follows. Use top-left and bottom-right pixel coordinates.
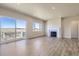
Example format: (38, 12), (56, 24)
(50, 31), (57, 37)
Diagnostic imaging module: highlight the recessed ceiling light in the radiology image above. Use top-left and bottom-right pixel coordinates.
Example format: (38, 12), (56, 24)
(52, 7), (55, 10)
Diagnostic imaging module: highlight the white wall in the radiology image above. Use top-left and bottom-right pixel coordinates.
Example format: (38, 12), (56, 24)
(0, 8), (46, 39)
(46, 17), (61, 38)
(62, 19), (71, 38)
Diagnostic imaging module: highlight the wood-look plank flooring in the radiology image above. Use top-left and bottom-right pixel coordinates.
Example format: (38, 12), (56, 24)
(0, 37), (79, 56)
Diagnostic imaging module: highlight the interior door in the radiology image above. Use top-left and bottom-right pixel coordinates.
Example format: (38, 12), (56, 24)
(71, 21), (78, 39)
(78, 22), (79, 39)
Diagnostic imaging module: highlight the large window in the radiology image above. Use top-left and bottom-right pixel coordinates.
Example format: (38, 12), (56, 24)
(32, 22), (42, 31)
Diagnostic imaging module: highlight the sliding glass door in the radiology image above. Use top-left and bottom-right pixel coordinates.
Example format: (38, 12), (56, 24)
(0, 17), (27, 44)
(16, 20), (26, 39)
(0, 20), (1, 43)
(1, 17), (15, 42)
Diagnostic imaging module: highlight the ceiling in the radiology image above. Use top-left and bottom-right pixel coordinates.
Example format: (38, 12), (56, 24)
(0, 3), (79, 20)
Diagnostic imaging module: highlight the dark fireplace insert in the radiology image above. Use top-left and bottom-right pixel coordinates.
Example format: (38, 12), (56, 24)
(50, 31), (57, 37)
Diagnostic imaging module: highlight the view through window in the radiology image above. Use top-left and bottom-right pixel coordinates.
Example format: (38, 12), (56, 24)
(32, 22), (42, 31)
(0, 17), (27, 43)
(16, 20), (26, 39)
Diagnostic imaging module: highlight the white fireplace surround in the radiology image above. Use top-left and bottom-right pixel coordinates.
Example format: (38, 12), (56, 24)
(47, 26), (60, 38)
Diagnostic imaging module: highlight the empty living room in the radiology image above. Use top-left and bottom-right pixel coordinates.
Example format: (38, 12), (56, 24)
(0, 3), (79, 56)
